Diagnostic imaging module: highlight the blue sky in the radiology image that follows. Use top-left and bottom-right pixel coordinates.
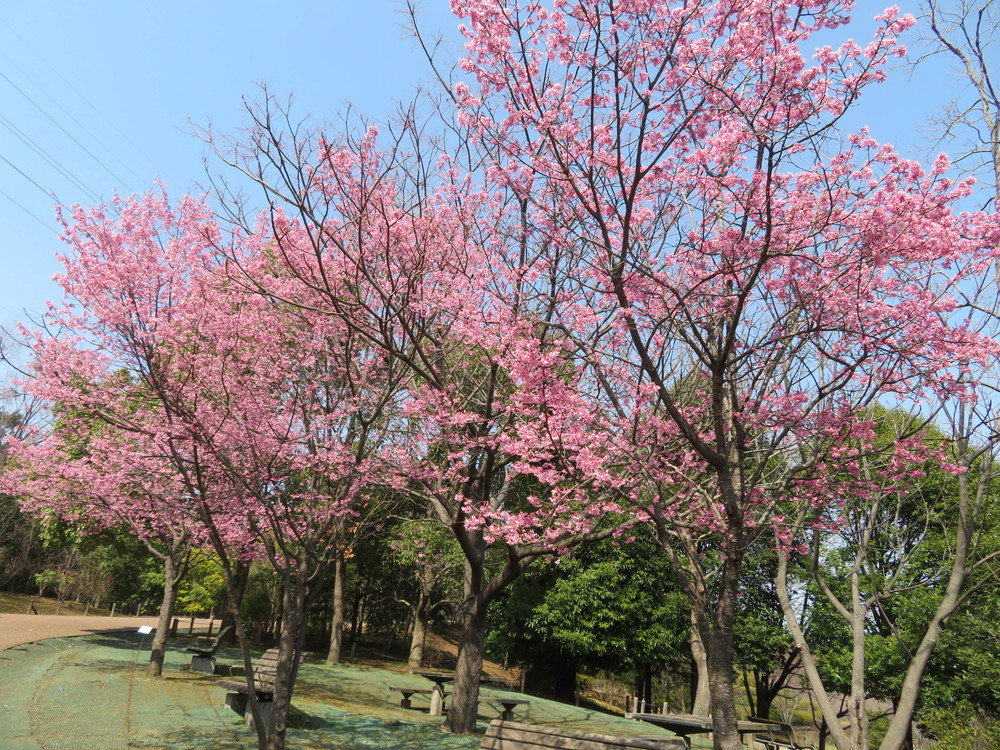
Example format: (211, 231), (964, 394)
(0, 1), (959, 334)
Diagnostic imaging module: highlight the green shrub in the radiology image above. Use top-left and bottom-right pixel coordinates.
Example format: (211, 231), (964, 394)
(920, 702), (1000, 750)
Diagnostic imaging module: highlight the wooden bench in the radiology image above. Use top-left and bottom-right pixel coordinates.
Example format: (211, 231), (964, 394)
(183, 625), (232, 674)
(216, 647), (306, 728)
(745, 718), (813, 750)
(480, 719), (686, 750)
(389, 686), (451, 709)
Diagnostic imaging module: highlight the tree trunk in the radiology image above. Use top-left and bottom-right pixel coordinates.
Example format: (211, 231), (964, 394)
(444, 598), (486, 734)
(147, 554), (179, 678)
(703, 627), (741, 750)
(877, 468), (974, 750)
(407, 562), (436, 669)
(407, 596), (429, 669)
(696, 536), (748, 750)
(326, 551), (346, 662)
(753, 672), (772, 720)
(349, 589), (367, 644)
(775, 550), (854, 750)
(847, 569), (868, 750)
(689, 608), (711, 715)
(634, 662), (652, 709)
(752, 648), (801, 720)
(262, 571), (310, 750)
(219, 561), (250, 643)
(553, 657), (579, 703)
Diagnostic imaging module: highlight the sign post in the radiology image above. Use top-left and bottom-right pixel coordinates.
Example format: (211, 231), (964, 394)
(132, 625), (154, 676)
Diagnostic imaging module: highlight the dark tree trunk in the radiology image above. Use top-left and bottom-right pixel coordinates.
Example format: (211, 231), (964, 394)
(445, 599), (487, 734)
(407, 595), (430, 669)
(704, 627), (740, 749)
(326, 551), (346, 662)
(219, 561), (250, 643)
(262, 571), (311, 750)
(752, 647), (801, 720)
(754, 672), (771, 719)
(696, 538), (745, 750)
(407, 562), (436, 669)
(147, 554), (180, 677)
(635, 662), (653, 709)
(348, 589), (366, 645)
(690, 608), (711, 714)
(526, 656), (578, 702)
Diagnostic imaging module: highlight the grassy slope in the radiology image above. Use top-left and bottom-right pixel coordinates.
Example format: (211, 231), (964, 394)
(0, 590), (115, 615)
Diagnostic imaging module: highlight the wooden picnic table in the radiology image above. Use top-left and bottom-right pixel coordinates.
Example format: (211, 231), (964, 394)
(627, 713), (783, 747)
(409, 669), (455, 686)
(481, 719), (686, 750)
(409, 670), (455, 715)
(626, 713), (712, 745)
(407, 670), (524, 718)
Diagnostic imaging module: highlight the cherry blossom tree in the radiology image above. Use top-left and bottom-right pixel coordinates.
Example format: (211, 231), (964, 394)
(205, 99), (636, 733)
(4, 422), (202, 677)
(9, 188), (404, 750)
(440, 1), (1000, 747)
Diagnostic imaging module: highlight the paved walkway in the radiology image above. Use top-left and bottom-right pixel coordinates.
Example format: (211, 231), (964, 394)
(0, 615), (164, 651)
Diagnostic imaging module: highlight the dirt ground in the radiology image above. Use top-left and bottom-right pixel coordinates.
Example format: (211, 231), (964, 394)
(0, 614), (213, 651)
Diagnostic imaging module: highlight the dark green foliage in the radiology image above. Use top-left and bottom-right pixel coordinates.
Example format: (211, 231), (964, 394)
(0, 492), (45, 591)
(920, 701), (1000, 750)
(240, 563), (284, 642)
(486, 529), (689, 701)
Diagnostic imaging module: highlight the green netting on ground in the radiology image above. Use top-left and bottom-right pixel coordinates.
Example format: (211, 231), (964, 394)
(0, 632), (695, 749)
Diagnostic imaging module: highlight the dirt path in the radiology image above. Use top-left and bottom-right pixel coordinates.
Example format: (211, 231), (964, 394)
(0, 614), (213, 651)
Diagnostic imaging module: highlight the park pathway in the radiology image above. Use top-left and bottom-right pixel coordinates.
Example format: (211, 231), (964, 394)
(0, 614), (218, 652)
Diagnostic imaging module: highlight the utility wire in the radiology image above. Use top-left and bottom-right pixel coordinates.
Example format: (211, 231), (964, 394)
(0, 153), (65, 209)
(0, 69), (135, 193)
(0, 46), (150, 188)
(0, 113), (102, 203)
(0, 19), (157, 182)
(0, 186), (59, 235)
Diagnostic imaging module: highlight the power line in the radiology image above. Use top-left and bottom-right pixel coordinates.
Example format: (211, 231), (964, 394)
(0, 152), (65, 208)
(0, 19), (158, 182)
(0, 113), (102, 203)
(0, 185), (59, 236)
(0, 69), (135, 193)
(0, 46), (151, 189)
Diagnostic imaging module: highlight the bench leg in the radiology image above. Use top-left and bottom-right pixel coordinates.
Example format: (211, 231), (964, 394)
(429, 686), (445, 716)
(399, 694), (412, 709)
(190, 655), (216, 674)
(245, 700), (274, 730)
(500, 706), (514, 721)
(225, 692), (247, 716)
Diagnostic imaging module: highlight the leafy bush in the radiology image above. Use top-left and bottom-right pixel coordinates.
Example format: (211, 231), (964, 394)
(920, 702), (1000, 750)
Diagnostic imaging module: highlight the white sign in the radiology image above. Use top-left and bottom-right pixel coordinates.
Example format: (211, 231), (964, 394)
(137, 626), (153, 635)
